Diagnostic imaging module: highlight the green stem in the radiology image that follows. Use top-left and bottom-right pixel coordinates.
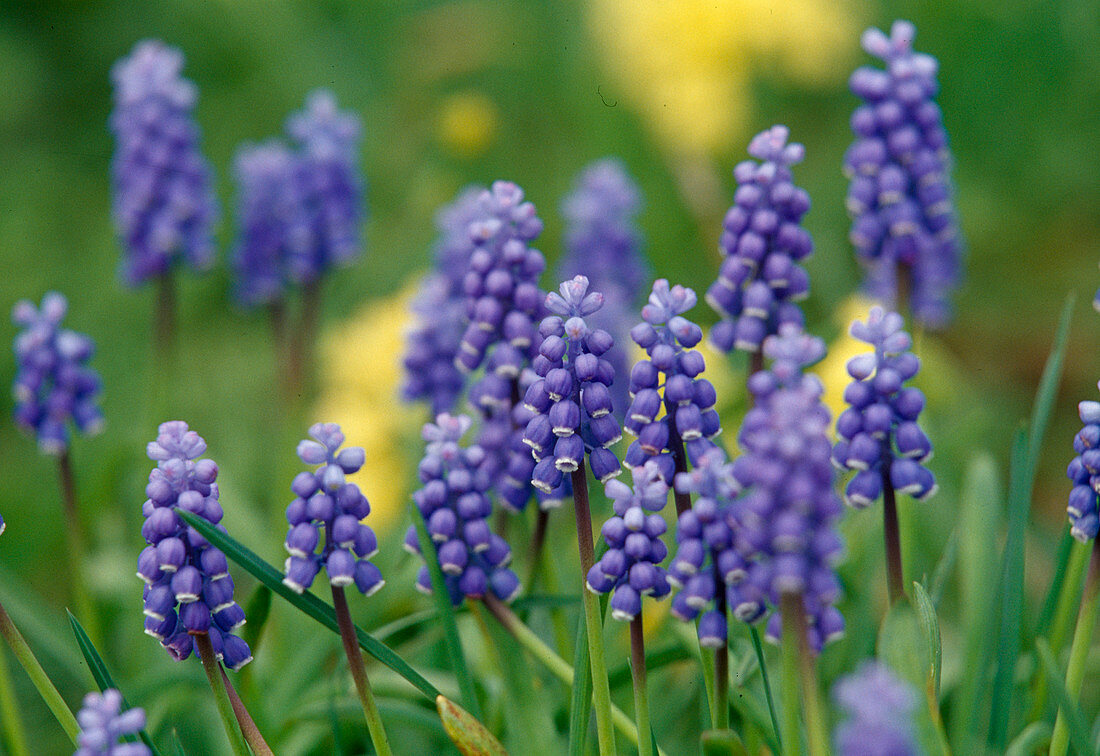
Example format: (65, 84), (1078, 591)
(219, 667), (273, 756)
(193, 631), (250, 756)
(1031, 536), (1091, 720)
(749, 625), (781, 751)
(779, 592), (827, 756)
(882, 459), (905, 605)
(331, 584), (392, 756)
(1050, 540), (1100, 756)
(0, 642), (29, 756)
(57, 452), (100, 647)
(571, 464), (616, 755)
(779, 596), (802, 756)
(0, 600), (78, 744)
(699, 644), (718, 729)
(629, 614), (654, 756)
(481, 594), (663, 754)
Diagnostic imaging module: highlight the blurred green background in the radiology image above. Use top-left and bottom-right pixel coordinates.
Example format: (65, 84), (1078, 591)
(0, 0), (1098, 753)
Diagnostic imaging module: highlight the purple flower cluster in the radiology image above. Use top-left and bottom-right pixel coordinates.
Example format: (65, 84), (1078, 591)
(402, 188), (485, 413)
(707, 126), (813, 354)
(75, 688), (150, 756)
(109, 40), (217, 286)
(282, 424), (383, 596)
(406, 414), (520, 605)
(832, 662), (920, 756)
(586, 460), (671, 621)
(739, 330), (845, 651)
(623, 280), (720, 481)
(522, 276), (624, 495)
(669, 448), (764, 647)
(12, 293), (103, 455)
(846, 21), (960, 328)
(137, 422), (251, 670)
(1067, 385), (1100, 541)
(832, 307), (936, 507)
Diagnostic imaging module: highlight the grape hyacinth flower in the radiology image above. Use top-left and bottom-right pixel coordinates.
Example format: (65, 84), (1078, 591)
(586, 460), (671, 621)
(846, 20), (961, 328)
(623, 280), (721, 501)
(12, 293), (103, 455)
(832, 662), (920, 756)
(282, 423), (383, 597)
(402, 188), (485, 413)
(406, 414), (521, 605)
(707, 126), (813, 356)
(284, 90), (364, 285)
(138, 422), (252, 670)
(558, 159), (650, 416)
(75, 689), (150, 756)
(1067, 386), (1100, 542)
(832, 307), (934, 602)
(522, 276), (624, 495)
(109, 40), (217, 286)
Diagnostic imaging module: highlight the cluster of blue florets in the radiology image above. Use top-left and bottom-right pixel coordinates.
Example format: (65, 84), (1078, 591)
(75, 688), (150, 756)
(1067, 387), (1100, 542)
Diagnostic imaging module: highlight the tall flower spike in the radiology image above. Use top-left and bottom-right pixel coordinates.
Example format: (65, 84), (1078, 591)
(138, 422), (251, 670)
(522, 276), (624, 496)
(406, 414), (521, 604)
(75, 688), (150, 756)
(708, 125), (814, 354)
(831, 307), (936, 507)
(12, 292), (103, 455)
(846, 20), (961, 328)
(1066, 384), (1100, 541)
(402, 187), (486, 413)
(586, 460), (672, 621)
(558, 159), (650, 416)
(284, 90), (365, 285)
(623, 279), (721, 483)
(282, 423), (384, 597)
(832, 662), (920, 756)
(109, 40), (217, 286)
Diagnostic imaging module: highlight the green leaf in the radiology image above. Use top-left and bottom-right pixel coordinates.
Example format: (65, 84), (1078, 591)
(1035, 638), (1092, 756)
(408, 504), (481, 720)
(67, 612), (162, 756)
(1037, 530), (1077, 637)
(748, 625), (782, 755)
(911, 582), (942, 697)
(568, 606), (593, 756)
(701, 728), (749, 756)
(240, 584), (272, 653)
(175, 508), (439, 701)
(1025, 294), (1074, 492)
(1005, 721), (1052, 756)
(607, 644), (692, 689)
(436, 695), (507, 756)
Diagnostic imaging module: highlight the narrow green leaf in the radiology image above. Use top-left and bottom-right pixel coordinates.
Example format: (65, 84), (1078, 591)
(1037, 530), (1077, 636)
(240, 584), (272, 653)
(176, 508), (439, 701)
(927, 528), (957, 607)
(989, 426), (1030, 748)
(67, 612), (162, 756)
(701, 728), (749, 756)
(748, 626), (782, 754)
(409, 504), (481, 720)
(911, 582), (942, 696)
(1025, 294), (1074, 489)
(1036, 638), (1092, 756)
(1005, 721), (1052, 756)
(568, 606), (593, 756)
(436, 695), (507, 756)
(169, 729), (188, 756)
(607, 644), (692, 688)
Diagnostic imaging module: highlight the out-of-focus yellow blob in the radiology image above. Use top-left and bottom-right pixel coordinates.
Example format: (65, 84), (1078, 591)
(314, 280), (426, 535)
(438, 90), (499, 158)
(817, 293), (877, 433)
(587, 0), (857, 156)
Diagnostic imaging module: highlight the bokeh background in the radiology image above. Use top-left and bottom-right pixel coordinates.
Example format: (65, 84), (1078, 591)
(0, 0), (1098, 753)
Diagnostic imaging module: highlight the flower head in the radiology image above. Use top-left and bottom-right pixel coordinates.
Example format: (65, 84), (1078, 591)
(282, 423), (383, 597)
(586, 460), (672, 621)
(138, 422), (251, 670)
(708, 125), (813, 355)
(12, 292), (103, 455)
(406, 414), (521, 605)
(846, 21), (961, 328)
(1066, 384), (1100, 541)
(832, 307), (936, 507)
(75, 688), (150, 756)
(110, 40), (217, 285)
(833, 662), (921, 756)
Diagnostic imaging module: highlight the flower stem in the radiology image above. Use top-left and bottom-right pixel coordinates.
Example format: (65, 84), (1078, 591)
(0, 644), (29, 756)
(881, 459), (905, 604)
(0, 600), (78, 745)
(154, 271), (176, 364)
(1050, 540), (1100, 756)
(664, 399), (693, 517)
(56, 451), (99, 647)
(219, 667), (273, 756)
(331, 584), (393, 756)
(713, 568), (729, 731)
(193, 631), (251, 756)
(288, 280), (322, 400)
(629, 614), (655, 756)
(778, 592), (827, 756)
(749, 624), (782, 751)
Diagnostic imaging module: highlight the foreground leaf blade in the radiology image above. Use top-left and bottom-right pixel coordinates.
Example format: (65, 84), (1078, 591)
(437, 695), (507, 756)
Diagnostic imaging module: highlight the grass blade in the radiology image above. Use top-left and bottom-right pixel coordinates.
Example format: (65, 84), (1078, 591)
(748, 626), (782, 754)
(176, 508), (439, 701)
(1025, 294), (1074, 490)
(1036, 638), (1092, 756)
(568, 605), (593, 756)
(409, 504), (481, 720)
(1005, 721), (1052, 756)
(911, 582), (942, 697)
(67, 612), (162, 756)
(1037, 530), (1077, 637)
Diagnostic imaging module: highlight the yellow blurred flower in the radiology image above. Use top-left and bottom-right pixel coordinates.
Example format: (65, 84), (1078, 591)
(437, 90), (499, 158)
(314, 280), (426, 535)
(587, 0), (858, 156)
